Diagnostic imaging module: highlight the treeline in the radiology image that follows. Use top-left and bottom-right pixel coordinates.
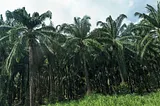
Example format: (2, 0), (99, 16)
(0, 2), (160, 106)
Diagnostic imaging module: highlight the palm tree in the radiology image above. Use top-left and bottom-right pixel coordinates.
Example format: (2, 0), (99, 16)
(134, 2), (160, 91)
(134, 2), (160, 61)
(60, 15), (102, 95)
(3, 7), (57, 106)
(96, 14), (129, 83)
(0, 14), (12, 106)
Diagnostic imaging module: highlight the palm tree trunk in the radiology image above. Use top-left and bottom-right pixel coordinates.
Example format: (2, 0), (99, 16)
(83, 54), (91, 95)
(25, 64), (29, 106)
(29, 43), (35, 106)
(49, 65), (53, 102)
(118, 50), (127, 83)
(119, 70), (125, 83)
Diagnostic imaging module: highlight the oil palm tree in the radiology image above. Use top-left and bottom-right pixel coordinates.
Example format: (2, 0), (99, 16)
(96, 14), (130, 83)
(2, 7), (58, 106)
(134, 2), (160, 91)
(60, 15), (102, 95)
(134, 2), (160, 61)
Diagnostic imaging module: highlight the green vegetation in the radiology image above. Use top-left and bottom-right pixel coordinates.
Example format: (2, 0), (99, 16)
(49, 91), (160, 106)
(0, 2), (160, 106)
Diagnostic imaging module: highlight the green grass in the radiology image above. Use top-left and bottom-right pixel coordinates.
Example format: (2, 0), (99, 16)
(48, 91), (160, 106)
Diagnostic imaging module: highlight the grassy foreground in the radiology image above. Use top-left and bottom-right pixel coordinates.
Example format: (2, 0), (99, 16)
(48, 91), (160, 106)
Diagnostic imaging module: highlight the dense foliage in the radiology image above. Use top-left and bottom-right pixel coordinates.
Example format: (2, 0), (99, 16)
(0, 2), (160, 106)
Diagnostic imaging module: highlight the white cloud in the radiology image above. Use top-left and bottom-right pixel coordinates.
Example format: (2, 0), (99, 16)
(110, 0), (125, 4)
(0, 0), (156, 29)
(0, 0), (29, 15)
(128, 0), (134, 7)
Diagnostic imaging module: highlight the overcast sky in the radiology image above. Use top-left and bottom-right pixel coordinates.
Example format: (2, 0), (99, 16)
(0, 0), (157, 28)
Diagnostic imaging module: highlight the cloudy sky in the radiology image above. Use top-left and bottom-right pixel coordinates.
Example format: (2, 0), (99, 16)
(0, 0), (157, 28)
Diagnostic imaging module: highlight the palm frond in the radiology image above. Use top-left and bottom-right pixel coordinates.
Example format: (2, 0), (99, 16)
(140, 39), (153, 61)
(39, 10), (52, 21)
(134, 12), (144, 18)
(116, 14), (127, 28)
(146, 4), (157, 22)
(83, 38), (103, 50)
(0, 35), (9, 42)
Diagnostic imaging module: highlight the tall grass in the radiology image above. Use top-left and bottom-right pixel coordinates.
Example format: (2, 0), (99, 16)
(48, 91), (160, 106)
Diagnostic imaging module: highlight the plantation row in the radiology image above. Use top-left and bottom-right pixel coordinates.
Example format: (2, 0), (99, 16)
(0, 2), (160, 106)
